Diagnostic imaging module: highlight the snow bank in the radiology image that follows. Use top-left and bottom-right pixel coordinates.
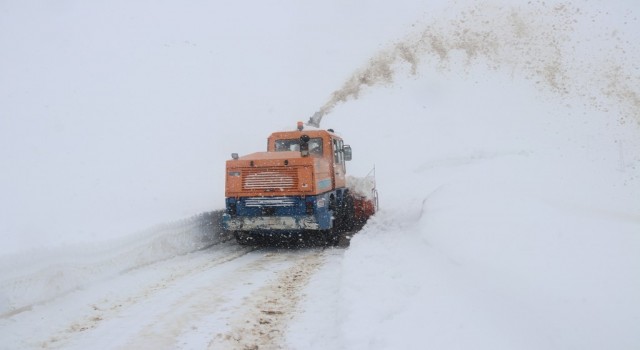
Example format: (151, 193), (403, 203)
(290, 1), (640, 348)
(293, 146), (640, 349)
(336, 158), (639, 350)
(0, 211), (227, 317)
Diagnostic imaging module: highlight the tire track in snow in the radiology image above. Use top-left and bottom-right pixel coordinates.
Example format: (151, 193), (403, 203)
(0, 211), (227, 319)
(34, 247), (331, 350)
(2, 241), (255, 349)
(118, 248), (328, 350)
(209, 249), (326, 350)
(3, 229), (339, 350)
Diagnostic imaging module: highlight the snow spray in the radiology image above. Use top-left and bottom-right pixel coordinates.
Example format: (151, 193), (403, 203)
(307, 1), (639, 128)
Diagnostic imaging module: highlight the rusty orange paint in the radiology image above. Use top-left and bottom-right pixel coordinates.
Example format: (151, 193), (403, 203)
(225, 129), (347, 198)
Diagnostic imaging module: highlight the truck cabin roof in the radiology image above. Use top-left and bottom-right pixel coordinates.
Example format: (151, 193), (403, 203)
(267, 129), (340, 156)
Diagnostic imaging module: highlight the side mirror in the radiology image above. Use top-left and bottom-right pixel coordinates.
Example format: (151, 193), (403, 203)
(343, 145), (352, 161)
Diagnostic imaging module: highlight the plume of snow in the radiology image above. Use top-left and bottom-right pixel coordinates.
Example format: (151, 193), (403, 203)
(308, 1), (639, 128)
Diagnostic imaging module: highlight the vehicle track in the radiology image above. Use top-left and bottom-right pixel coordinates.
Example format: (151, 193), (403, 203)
(1, 240), (334, 350)
(2, 241), (252, 349)
(208, 249), (325, 350)
(0, 211), (227, 320)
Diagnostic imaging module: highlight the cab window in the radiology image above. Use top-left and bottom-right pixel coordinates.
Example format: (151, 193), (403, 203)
(275, 139), (299, 151)
(275, 138), (323, 157)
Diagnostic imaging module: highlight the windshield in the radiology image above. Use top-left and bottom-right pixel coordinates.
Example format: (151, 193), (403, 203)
(275, 138), (323, 156)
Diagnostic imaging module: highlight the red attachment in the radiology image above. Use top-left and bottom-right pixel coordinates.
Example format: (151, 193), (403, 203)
(353, 197), (376, 222)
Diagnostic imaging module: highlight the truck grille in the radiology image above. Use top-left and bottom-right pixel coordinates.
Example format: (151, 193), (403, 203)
(242, 168), (298, 191)
(244, 196), (297, 207)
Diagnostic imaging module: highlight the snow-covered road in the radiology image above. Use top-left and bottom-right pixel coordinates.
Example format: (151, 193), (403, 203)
(1, 240), (333, 349)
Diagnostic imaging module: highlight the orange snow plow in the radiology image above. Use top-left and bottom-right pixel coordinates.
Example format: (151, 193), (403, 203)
(222, 122), (378, 245)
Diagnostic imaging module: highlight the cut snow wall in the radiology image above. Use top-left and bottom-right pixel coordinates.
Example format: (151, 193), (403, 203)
(0, 210), (227, 318)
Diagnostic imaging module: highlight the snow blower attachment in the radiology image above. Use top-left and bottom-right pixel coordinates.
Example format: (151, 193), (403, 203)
(222, 122), (378, 246)
(307, 111), (323, 128)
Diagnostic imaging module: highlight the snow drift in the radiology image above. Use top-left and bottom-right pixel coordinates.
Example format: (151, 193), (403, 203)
(290, 1), (640, 349)
(0, 211), (225, 318)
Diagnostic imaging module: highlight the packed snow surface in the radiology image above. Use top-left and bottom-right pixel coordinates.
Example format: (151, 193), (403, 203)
(1, 0), (640, 349)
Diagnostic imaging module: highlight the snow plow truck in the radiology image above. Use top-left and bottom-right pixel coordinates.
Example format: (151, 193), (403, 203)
(222, 122), (377, 246)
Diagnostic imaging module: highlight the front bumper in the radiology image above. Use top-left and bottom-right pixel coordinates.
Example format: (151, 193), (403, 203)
(222, 214), (320, 231)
